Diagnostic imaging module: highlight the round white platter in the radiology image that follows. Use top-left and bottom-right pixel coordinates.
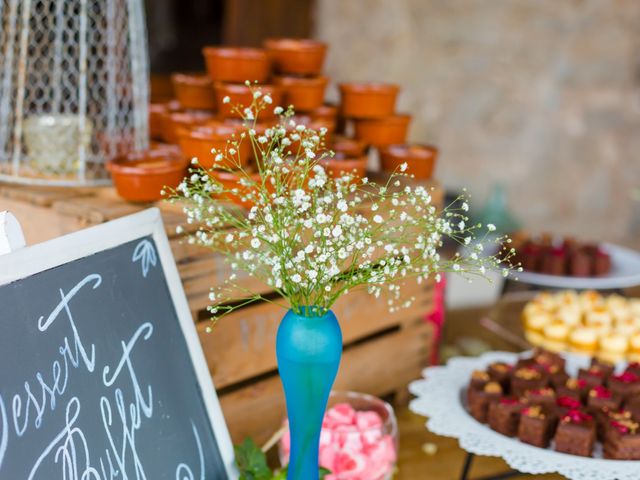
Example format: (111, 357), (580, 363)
(409, 351), (640, 480)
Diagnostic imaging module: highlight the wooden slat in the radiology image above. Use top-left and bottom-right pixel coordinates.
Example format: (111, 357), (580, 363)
(200, 279), (434, 388)
(219, 321), (433, 444)
(0, 184), (93, 206)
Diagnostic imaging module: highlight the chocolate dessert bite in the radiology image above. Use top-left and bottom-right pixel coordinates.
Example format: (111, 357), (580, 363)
(593, 249), (612, 276)
(555, 395), (583, 417)
(541, 247), (566, 276)
(590, 357), (615, 378)
(556, 378), (588, 403)
(511, 366), (548, 397)
(578, 366), (607, 390)
(599, 409), (634, 442)
(518, 405), (556, 448)
(524, 387), (556, 408)
(533, 348), (566, 370)
(488, 397), (525, 437)
(609, 372), (640, 401)
(625, 362), (640, 377)
(488, 362), (513, 391)
(625, 397), (640, 421)
(470, 370), (490, 390)
(570, 250), (592, 276)
(603, 418), (640, 460)
(467, 381), (503, 423)
(586, 386), (621, 415)
(554, 410), (596, 457)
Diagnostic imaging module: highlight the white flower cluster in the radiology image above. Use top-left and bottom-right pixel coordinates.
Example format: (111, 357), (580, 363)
(168, 85), (516, 321)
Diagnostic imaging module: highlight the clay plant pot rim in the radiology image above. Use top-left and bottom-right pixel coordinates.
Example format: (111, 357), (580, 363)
(339, 82), (400, 94)
(381, 144), (439, 157)
(179, 124), (240, 141)
(264, 38), (327, 51)
(312, 104), (338, 113)
(322, 155), (367, 164)
(171, 73), (212, 87)
(273, 75), (329, 86)
(202, 46), (267, 59)
(356, 114), (412, 125)
(107, 151), (189, 176)
(169, 111), (215, 122)
(214, 83), (283, 95)
(212, 170), (261, 182)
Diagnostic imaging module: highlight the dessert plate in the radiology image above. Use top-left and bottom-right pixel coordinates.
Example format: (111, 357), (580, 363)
(505, 242), (640, 290)
(409, 351), (640, 480)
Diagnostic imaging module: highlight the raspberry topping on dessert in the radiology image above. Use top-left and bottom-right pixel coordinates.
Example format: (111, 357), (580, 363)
(557, 396), (582, 410)
(589, 386), (612, 399)
(562, 410), (593, 424)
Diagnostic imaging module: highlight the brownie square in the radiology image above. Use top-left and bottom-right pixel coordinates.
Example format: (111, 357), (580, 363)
(511, 367), (548, 397)
(625, 362), (640, 377)
(556, 378), (588, 402)
(488, 362), (513, 391)
(549, 368), (570, 390)
(587, 386), (621, 415)
(488, 397), (524, 437)
(554, 410), (596, 457)
(533, 348), (566, 370)
(590, 358), (615, 378)
(467, 381), (503, 423)
(609, 372), (640, 401)
(578, 366), (607, 390)
(470, 370), (490, 390)
(554, 396), (584, 418)
(625, 397), (640, 421)
(604, 419), (640, 460)
(525, 387), (556, 408)
(518, 405), (556, 448)
(600, 410), (635, 442)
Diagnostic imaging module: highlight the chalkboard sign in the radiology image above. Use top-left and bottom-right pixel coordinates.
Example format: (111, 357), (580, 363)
(0, 208), (237, 479)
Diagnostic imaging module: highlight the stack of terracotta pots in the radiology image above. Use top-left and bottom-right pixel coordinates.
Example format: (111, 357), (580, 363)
(338, 83), (438, 181)
(111, 37), (438, 204)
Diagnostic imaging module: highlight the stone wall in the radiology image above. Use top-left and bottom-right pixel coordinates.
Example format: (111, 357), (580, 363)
(315, 0), (640, 242)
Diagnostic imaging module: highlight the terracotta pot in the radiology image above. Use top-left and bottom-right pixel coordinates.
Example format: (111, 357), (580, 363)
(339, 83), (400, 118)
(202, 47), (270, 83)
(214, 83), (283, 120)
(178, 122), (250, 169)
(309, 104), (338, 124)
(354, 114), (411, 147)
(161, 110), (215, 144)
(171, 73), (216, 110)
(319, 153), (367, 181)
(264, 38), (327, 76)
(331, 135), (367, 158)
(210, 169), (264, 209)
(107, 149), (189, 202)
(149, 100), (180, 140)
(379, 144), (439, 179)
(273, 75), (328, 112)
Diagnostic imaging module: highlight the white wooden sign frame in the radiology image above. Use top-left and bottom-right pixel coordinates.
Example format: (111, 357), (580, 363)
(0, 208), (238, 479)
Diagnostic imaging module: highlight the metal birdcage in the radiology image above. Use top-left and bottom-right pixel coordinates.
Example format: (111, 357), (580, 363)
(0, 0), (149, 186)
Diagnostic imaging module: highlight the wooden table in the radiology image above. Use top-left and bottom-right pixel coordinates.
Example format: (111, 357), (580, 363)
(395, 407), (562, 480)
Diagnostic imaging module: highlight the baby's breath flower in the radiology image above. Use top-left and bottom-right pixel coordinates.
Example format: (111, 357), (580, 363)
(170, 82), (515, 323)
(222, 96), (230, 104)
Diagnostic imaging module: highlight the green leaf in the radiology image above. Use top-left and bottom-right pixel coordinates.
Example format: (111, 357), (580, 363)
(319, 467), (331, 479)
(234, 438), (272, 480)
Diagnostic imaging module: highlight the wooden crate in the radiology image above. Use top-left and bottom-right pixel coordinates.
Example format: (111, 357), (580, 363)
(0, 181), (440, 443)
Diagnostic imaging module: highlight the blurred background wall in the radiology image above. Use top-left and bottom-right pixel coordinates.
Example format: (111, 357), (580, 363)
(315, 0), (640, 243)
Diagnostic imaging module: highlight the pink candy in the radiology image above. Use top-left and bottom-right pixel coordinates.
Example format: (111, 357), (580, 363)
(280, 402), (396, 480)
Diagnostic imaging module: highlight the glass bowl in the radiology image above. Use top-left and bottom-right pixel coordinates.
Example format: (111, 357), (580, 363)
(279, 390), (398, 480)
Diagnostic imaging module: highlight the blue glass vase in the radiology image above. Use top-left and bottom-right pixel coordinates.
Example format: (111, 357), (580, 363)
(276, 307), (342, 480)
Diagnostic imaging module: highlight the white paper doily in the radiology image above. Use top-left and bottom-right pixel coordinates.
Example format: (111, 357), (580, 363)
(409, 351), (640, 480)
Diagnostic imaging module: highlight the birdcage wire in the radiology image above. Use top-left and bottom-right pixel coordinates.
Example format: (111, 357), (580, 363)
(0, 0), (149, 186)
